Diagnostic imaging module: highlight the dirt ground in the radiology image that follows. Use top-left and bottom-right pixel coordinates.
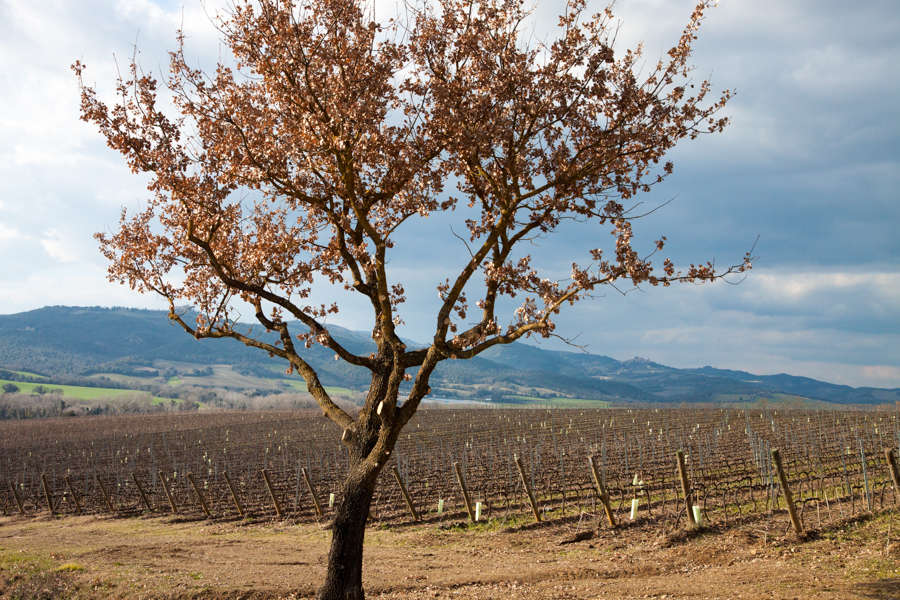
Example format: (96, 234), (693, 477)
(1, 508), (898, 600)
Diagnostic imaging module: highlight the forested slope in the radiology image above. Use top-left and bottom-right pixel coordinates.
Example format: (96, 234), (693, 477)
(1, 306), (896, 404)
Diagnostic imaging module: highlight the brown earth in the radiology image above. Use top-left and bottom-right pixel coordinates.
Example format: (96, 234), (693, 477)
(1, 509), (898, 600)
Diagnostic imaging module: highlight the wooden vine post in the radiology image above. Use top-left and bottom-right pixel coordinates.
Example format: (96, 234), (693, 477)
(453, 462), (476, 522)
(41, 474), (54, 514)
(513, 456), (541, 523)
(859, 440), (873, 512)
(187, 473), (211, 517)
(96, 475), (115, 513)
(64, 476), (82, 515)
(131, 473), (152, 512)
(223, 472), (244, 517)
(771, 448), (802, 534)
(301, 467), (324, 516)
(158, 471), (178, 514)
(262, 469), (283, 517)
(885, 448), (900, 503)
(391, 465), (420, 522)
(676, 450), (696, 527)
(9, 481), (25, 515)
(588, 455), (616, 528)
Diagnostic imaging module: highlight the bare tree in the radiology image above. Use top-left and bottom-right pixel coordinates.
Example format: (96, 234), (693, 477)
(75, 0), (751, 597)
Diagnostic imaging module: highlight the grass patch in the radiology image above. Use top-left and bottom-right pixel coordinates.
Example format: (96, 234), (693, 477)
(54, 562), (85, 572)
(545, 397), (611, 407)
(710, 392), (837, 409)
(150, 396), (180, 406)
(0, 550), (78, 599)
(505, 395), (611, 407)
(0, 379), (167, 405)
(177, 364), (280, 389)
(281, 380), (353, 395)
(0, 548), (55, 573)
(324, 385), (354, 395)
(0, 379), (145, 400)
(0, 551), (36, 568)
(9, 370), (49, 379)
(90, 372), (157, 384)
(730, 395), (839, 410)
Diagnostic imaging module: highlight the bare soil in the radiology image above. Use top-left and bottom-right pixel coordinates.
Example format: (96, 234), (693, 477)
(1, 509), (898, 599)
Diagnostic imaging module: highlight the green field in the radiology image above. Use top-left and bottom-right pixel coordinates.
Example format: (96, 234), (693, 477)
(92, 363), (281, 391)
(732, 393), (839, 409)
(507, 395), (611, 407)
(8, 370), (49, 379)
(324, 386), (354, 395)
(701, 392), (837, 409)
(87, 372), (142, 384)
(0, 379), (160, 402)
(282, 379), (353, 395)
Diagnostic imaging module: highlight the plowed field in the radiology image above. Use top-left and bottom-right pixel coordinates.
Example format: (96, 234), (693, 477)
(1, 507), (897, 599)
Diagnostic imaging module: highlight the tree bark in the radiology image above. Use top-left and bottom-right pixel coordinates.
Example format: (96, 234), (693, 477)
(316, 460), (379, 600)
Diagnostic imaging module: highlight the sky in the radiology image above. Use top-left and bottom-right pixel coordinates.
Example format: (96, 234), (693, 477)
(0, 0), (898, 389)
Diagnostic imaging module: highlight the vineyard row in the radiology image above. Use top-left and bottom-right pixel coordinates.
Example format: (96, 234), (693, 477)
(1, 407), (898, 532)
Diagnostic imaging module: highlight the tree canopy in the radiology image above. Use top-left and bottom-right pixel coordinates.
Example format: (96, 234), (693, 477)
(75, 0), (751, 597)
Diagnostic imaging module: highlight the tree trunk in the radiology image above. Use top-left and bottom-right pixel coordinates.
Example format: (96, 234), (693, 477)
(316, 451), (380, 600)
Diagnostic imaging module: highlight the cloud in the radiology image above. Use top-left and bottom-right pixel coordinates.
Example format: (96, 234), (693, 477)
(40, 229), (79, 263)
(705, 270), (900, 334)
(527, 266), (900, 388)
(0, 269), (169, 313)
(859, 365), (900, 388)
(0, 222), (22, 242)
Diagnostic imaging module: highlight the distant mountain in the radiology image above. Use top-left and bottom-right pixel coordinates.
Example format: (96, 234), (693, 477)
(0, 306), (896, 404)
(0, 306), (371, 388)
(482, 346), (761, 394)
(460, 341), (899, 404)
(427, 355), (656, 402)
(685, 366), (900, 405)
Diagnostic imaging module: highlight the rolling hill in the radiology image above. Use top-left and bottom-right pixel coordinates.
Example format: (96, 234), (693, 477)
(0, 306), (896, 405)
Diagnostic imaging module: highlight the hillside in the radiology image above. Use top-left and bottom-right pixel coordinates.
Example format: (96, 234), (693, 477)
(0, 306), (897, 404)
(0, 306), (373, 389)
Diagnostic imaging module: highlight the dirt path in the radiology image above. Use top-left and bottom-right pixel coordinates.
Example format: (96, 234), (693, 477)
(1, 510), (897, 599)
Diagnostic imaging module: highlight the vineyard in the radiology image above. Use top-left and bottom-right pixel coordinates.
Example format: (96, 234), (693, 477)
(1, 407), (898, 534)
